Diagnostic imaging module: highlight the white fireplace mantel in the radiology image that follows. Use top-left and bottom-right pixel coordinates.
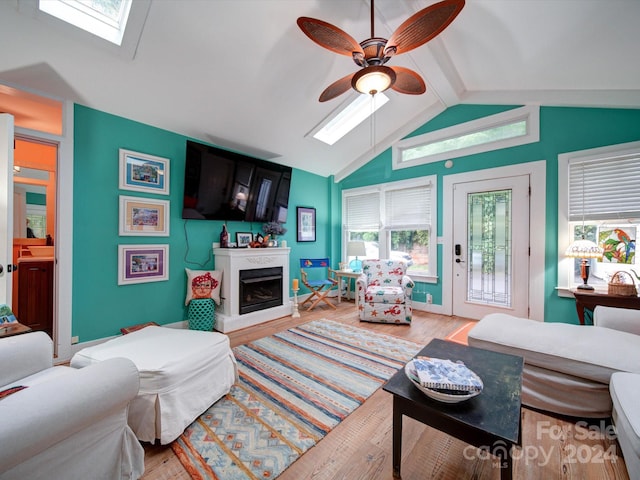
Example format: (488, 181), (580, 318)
(214, 247), (291, 332)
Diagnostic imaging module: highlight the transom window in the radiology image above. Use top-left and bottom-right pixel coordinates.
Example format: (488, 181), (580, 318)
(392, 105), (539, 169)
(342, 176), (437, 282)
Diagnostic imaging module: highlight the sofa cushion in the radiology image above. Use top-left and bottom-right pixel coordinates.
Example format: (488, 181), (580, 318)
(468, 313), (640, 384)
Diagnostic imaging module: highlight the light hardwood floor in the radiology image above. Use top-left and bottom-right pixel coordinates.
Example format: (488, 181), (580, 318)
(141, 303), (629, 480)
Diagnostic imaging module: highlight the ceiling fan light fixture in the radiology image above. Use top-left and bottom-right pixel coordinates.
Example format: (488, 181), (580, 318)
(352, 66), (396, 95)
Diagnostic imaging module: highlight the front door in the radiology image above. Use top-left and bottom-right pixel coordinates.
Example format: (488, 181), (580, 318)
(452, 175), (530, 319)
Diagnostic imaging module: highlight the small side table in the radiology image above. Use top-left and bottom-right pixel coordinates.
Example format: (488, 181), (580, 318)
(0, 322), (33, 338)
(334, 270), (361, 308)
(571, 288), (640, 325)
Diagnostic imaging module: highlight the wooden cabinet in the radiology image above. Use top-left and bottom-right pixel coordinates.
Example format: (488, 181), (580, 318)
(17, 259), (53, 337)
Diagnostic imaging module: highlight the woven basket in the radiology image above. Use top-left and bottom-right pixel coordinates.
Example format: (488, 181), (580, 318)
(608, 271), (638, 296)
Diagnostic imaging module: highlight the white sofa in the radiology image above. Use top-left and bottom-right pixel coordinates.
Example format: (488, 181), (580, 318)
(0, 332), (145, 480)
(468, 306), (640, 478)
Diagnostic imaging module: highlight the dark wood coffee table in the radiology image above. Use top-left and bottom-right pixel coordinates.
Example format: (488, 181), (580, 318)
(383, 338), (523, 480)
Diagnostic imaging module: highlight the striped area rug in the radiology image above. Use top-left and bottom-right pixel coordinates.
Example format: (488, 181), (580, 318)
(171, 319), (421, 480)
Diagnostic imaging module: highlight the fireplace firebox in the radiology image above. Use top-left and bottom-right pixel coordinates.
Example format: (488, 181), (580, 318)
(239, 267), (283, 315)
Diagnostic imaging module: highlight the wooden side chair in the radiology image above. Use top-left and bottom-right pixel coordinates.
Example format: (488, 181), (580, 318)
(299, 258), (338, 311)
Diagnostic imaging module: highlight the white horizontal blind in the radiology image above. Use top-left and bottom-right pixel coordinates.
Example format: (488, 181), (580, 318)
(569, 153), (640, 221)
(345, 192), (380, 230)
(384, 184), (431, 228)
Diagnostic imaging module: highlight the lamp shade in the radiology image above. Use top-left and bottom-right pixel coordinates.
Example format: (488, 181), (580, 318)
(565, 238), (604, 259)
(347, 241), (367, 257)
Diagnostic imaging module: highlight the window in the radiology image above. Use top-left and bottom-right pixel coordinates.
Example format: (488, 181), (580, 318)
(39, 0), (132, 45)
(392, 105), (539, 169)
(343, 176), (437, 281)
(558, 141), (640, 291)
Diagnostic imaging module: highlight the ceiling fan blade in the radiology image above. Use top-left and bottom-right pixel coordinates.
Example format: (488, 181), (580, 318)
(319, 73), (355, 102)
(297, 17), (365, 57)
(384, 0), (465, 57)
(390, 67), (426, 95)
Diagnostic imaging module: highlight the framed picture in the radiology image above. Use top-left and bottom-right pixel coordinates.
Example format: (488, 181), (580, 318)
(119, 149), (170, 195)
(119, 196), (170, 236)
(236, 232), (253, 247)
(297, 206), (316, 242)
(118, 244), (169, 285)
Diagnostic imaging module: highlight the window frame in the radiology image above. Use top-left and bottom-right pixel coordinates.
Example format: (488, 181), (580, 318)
(342, 175), (438, 283)
(557, 140), (640, 296)
(392, 105), (540, 170)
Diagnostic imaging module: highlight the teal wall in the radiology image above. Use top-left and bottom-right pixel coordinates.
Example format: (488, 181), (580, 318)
(339, 105), (640, 324)
(26, 192), (46, 205)
(73, 105), (330, 341)
(71, 103), (640, 341)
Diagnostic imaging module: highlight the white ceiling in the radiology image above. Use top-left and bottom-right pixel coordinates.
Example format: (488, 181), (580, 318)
(1, 0), (639, 181)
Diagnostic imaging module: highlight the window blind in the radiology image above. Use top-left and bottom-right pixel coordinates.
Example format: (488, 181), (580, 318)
(569, 153), (640, 221)
(345, 192), (380, 230)
(384, 184), (431, 228)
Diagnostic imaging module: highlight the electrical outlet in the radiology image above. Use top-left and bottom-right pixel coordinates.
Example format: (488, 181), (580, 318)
(426, 293), (433, 304)
(71, 336), (79, 344)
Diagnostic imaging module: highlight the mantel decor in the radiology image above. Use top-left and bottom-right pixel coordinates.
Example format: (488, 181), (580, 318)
(297, 206), (316, 242)
(119, 148), (170, 195)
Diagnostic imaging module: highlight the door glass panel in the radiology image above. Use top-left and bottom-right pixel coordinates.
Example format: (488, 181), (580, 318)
(467, 189), (512, 307)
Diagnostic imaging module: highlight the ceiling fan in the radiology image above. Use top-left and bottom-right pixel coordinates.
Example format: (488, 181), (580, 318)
(297, 0), (465, 102)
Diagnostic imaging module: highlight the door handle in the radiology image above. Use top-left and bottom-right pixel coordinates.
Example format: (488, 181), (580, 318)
(455, 258), (465, 263)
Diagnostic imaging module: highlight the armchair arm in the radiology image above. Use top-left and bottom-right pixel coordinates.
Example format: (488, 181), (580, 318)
(401, 275), (415, 297)
(0, 357), (140, 474)
(356, 273), (368, 304)
(0, 332), (52, 388)
(593, 306), (640, 335)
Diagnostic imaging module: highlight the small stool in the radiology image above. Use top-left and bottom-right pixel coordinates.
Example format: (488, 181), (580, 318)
(188, 298), (215, 331)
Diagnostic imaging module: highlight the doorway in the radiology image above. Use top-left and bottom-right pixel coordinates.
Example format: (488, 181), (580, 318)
(12, 137), (58, 338)
(0, 85), (74, 360)
(442, 162), (547, 321)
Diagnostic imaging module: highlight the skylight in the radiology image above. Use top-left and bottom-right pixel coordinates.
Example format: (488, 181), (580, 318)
(312, 93), (389, 146)
(39, 0), (132, 45)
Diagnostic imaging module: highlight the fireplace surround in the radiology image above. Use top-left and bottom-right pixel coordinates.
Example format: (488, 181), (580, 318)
(213, 247), (291, 332)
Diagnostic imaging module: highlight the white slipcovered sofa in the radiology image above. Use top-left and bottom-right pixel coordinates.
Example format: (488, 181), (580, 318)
(0, 331), (145, 480)
(468, 306), (640, 478)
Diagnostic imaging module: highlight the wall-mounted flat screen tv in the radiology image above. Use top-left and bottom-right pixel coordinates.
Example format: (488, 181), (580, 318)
(182, 140), (292, 223)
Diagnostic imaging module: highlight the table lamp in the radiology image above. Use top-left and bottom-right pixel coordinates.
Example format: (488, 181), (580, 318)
(565, 236), (604, 290)
(347, 241), (367, 272)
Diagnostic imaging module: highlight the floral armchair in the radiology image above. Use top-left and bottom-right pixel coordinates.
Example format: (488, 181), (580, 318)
(356, 259), (414, 324)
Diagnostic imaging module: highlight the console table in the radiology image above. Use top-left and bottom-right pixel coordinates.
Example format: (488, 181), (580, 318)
(571, 288), (640, 325)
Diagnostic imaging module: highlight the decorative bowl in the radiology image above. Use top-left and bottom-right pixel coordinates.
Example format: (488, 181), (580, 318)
(404, 360), (481, 404)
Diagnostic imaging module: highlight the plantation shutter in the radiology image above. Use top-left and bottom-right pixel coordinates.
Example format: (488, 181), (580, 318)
(384, 183), (431, 228)
(569, 153), (640, 221)
(345, 192), (380, 230)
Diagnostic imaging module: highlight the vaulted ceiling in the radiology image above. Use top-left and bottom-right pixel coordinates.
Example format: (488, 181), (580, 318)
(1, 0), (639, 180)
